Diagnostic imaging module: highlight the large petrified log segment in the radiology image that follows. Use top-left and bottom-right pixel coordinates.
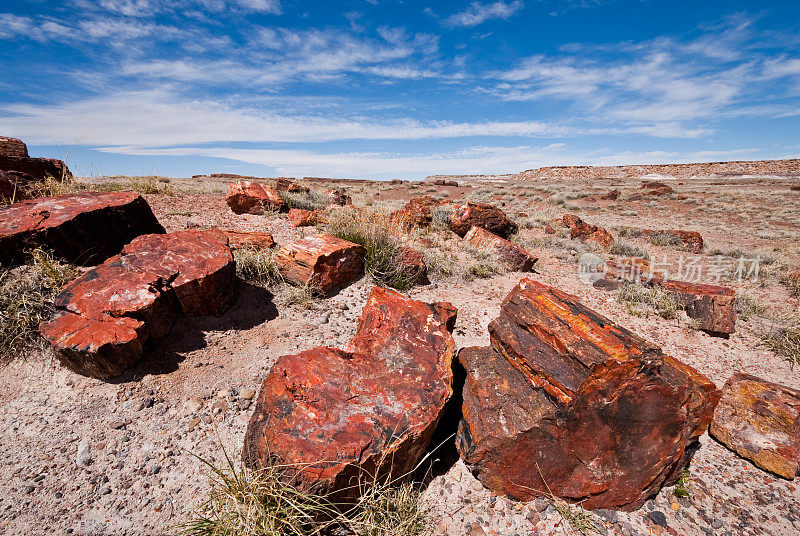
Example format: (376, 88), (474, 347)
(40, 229), (236, 379)
(244, 288), (457, 500)
(0, 170), (38, 201)
(640, 229), (703, 253)
(0, 191), (165, 265)
(449, 202), (518, 238)
(220, 229), (275, 249)
(0, 137), (28, 157)
(226, 181), (286, 214)
(390, 196), (444, 229)
(457, 279), (720, 510)
(464, 226), (537, 272)
(274, 233), (365, 294)
(710, 373), (800, 479)
(287, 208), (319, 227)
(0, 155), (71, 182)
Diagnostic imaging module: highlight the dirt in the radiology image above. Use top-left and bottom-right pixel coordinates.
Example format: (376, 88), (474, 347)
(1, 167), (800, 536)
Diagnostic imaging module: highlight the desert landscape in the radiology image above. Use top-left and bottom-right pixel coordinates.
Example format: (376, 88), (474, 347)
(1, 135), (800, 536)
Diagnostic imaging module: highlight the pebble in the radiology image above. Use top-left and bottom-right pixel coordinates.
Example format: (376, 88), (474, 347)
(533, 497), (549, 512)
(238, 388), (256, 400)
(648, 510), (668, 528)
(75, 440), (92, 468)
(187, 397), (204, 412)
(98, 486), (111, 496)
(187, 417), (201, 431)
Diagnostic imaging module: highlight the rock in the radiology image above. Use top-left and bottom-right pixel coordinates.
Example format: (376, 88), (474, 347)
(326, 189), (351, 206)
(390, 196), (443, 228)
(648, 511), (668, 528)
(457, 279), (720, 510)
(639, 229), (704, 253)
(710, 373), (800, 479)
(275, 178), (309, 193)
(398, 246), (428, 285)
(226, 181), (286, 214)
(220, 229), (275, 249)
(433, 179), (459, 186)
(273, 233), (365, 294)
(464, 226), (537, 272)
(0, 170), (38, 201)
(449, 202), (518, 238)
(600, 189), (620, 200)
(0, 191), (165, 266)
(244, 287), (457, 501)
(0, 149), (71, 193)
(287, 208), (319, 227)
(238, 388), (256, 400)
(556, 214), (614, 247)
(75, 440), (92, 468)
(187, 397), (204, 412)
(0, 136), (28, 158)
(40, 229), (236, 379)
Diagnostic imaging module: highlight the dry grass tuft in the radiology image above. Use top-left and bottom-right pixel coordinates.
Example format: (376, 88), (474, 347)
(762, 312), (800, 366)
(280, 190), (328, 212)
(234, 247), (283, 288)
(0, 249), (77, 361)
(616, 282), (680, 319)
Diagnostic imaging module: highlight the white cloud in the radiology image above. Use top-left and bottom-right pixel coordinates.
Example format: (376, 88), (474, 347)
(444, 1), (524, 28)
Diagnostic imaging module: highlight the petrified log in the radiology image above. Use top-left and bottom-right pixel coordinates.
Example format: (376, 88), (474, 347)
(390, 196), (443, 228)
(273, 233), (365, 294)
(0, 191), (165, 265)
(464, 226), (537, 272)
(287, 208), (319, 227)
(639, 229), (703, 253)
(398, 246), (428, 285)
(0, 154), (71, 182)
(0, 136), (28, 158)
(244, 287), (457, 500)
(326, 189), (351, 206)
(710, 374), (800, 479)
(226, 181), (286, 214)
(274, 177), (309, 193)
(600, 189), (620, 200)
(0, 170), (38, 201)
(450, 202), (518, 238)
(220, 229), (275, 249)
(40, 229), (236, 379)
(457, 279), (720, 510)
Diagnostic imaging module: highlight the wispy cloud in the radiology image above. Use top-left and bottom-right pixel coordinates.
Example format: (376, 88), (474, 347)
(442, 1), (524, 28)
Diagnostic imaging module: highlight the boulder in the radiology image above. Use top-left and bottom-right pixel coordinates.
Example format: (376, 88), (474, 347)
(287, 208), (319, 227)
(457, 279), (720, 510)
(398, 246), (428, 285)
(275, 177), (309, 193)
(273, 233), (365, 294)
(433, 179), (459, 187)
(0, 153), (71, 184)
(710, 374), (800, 479)
(555, 214), (614, 247)
(640, 229), (703, 253)
(244, 287), (457, 500)
(450, 202), (518, 238)
(391, 196), (443, 228)
(40, 229), (236, 379)
(0, 137), (28, 158)
(0, 191), (165, 266)
(226, 181), (286, 214)
(464, 226), (537, 272)
(600, 189), (620, 200)
(221, 229), (275, 249)
(326, 189), (352, 206)
(0, 170), (38, 201)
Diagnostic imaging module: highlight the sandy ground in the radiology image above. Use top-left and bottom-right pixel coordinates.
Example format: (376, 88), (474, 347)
(1, 171), (800, 536)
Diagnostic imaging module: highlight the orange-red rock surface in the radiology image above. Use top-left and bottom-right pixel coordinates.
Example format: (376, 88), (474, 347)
(226, 181), (286, 214)
(273, 233), (365, 294)
(464, 226), (537, 271)
(450, 202), (518, 238)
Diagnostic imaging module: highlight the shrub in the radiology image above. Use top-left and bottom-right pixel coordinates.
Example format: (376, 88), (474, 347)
(430, 205), (453, 232)
(129, 176), (176, 195)
(762, 312), (800, 366)
(281, 191), (328, 212)
(234, 247), (282, 288)
(0, 249), (77, 361)
(609, 241), (650, 259)
(616, 282), (680, 320)
(736, 293), (767, 321)
(326, 208), (418, 290)
(647, 231), (683, 247)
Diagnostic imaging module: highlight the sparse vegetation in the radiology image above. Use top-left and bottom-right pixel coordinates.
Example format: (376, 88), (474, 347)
(234, 247), (283, 288)
(609, 241), (650, 259)
(281, 190), (328, 212)
(673, 469), (692, 498)
(736, 293), (768, 321)
(762, 312), (800, 366)
(430, 205), (454, 232)
(616, 282), (680, 319)
(283, 285), (316, 309)
(646, 231), (683, 247)
(551, 499), (603, 536)
(0, 249), (77, 361)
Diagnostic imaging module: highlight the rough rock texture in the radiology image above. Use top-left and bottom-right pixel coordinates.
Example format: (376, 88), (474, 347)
(273, 233), (365, 294)
(40, 229), (236, 379)
(326, 189), (352, 206)
(0, 154), (71, 184)
(464, 226), (537, 272)
(433, 179), (459, 186)
(391, 196), (443, 228)
(287, 208), (319, 227)
(457, 279), (720, 510)
(450, 202), (518, 238)
(398, 246), (428, 285)
(226, 181), (286, 214)
(221, 229), (275, 249)
(274, 178), (309, 193)
(0, 170), (37, 201)
(601, 189), (621, 200)
(553, 214), (614, 247)
(244, 287), (457, 499)
(710, 374), (800, 479)
(0, 137), (28, 158)
(0, 191), (165, 265)
(639, 229), (704, 253)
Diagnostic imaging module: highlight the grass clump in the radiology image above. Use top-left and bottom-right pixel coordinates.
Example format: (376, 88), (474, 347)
(430, 205), (454, 232)
(551, 499), (603, 536)
(616, 282), (680, 320)
(281, 191), (328, 212)
(762, 312), (800, 366)
(0, 249), (77, 361)
(234, 247), (283, 288)
(647, 231), (683, 247)
(128, 176), (176, 195)
(609, 241), (649, 260)
(326, 208), (418, 290)
(673, 469), (691, 498)
(736, 293), (767, 321)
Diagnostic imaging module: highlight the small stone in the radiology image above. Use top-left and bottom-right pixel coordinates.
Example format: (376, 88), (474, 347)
(238, 388), (256, 400)
(712, 519), (724, 529)
(187, 397), (204, 412)
(75, 440), (92, 468)
(109, 421), (125, 430)
(149, 465), (161, 475)
(188, 417), (201, 431)
(533, 497), (549, 512)
(217, 390), (229, 398)
(648, 511), (668, 528)
(238, 399), (252, 411)
(98, 486), (112, 495)
(670, 502), (680, 511)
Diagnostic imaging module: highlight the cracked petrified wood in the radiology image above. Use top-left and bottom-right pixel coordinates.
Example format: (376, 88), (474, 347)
(449, 202), (518, 238)
(244, 287), (457, 500)
(40, 229), (236, 379)
(464, 226), (537, 272)
(274, 233), (365, 294)
(710, 374), (800, 479)
(0, 191), (165, 265)
(226, 180), (286, 214)
(457, 279), (720, 510)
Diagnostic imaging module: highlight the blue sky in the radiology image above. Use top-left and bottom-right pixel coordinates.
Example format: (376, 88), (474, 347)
(0, 1), (798, 179)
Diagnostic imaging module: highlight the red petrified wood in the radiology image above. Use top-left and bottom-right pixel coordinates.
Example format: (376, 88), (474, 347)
(391, 196), (444, 228)
(226, 181), (286, 214)
(710, 374), (800, 479)
(273, 233), (365, 294)
(0, 191), (165, 265)
(449, 202), (518, 238)
(457, 279), (720, 510)
(220, 230), (275, 249)
(326, 189), (352, 206)
(244, 287), (457, 500)
(464, 226), (537, 272)
(639, 229), (704, 253)
(0, 136), (29, 158)
(275, 178), (309, 193)
(40, 229), (236, 379)
(287, 208), (319, 227)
